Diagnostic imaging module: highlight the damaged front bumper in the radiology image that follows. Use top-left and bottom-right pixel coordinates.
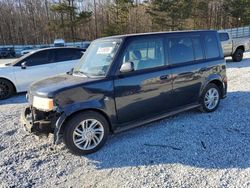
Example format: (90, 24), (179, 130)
(20, 106), (66, 144)
(21, 107), (51, 134)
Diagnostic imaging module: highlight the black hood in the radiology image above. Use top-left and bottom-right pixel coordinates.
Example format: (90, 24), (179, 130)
(29, 74), (101, 98)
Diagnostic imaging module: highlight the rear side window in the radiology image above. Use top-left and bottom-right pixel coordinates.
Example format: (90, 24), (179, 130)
(192, 37), (204, 60)
(204, 34), (220, 59)
(169, 37), (194, 64)
(122, 38), (164, 70)
(55, 49), (83, 62)
(219, 33), (229, 41)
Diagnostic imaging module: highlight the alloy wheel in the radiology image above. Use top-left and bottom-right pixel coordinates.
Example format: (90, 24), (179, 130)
(0, 81), (10, 99)
(204, 88), (219, 110)
(73, 119), (104, 150)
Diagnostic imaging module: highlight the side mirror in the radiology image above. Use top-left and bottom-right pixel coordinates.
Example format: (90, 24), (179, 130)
(21, 62), (27, 69)
(120, 62), (134, 73)
(67, 68), (74, 75)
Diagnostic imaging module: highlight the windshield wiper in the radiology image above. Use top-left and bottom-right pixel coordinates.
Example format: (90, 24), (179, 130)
(73, 70), (89, 77)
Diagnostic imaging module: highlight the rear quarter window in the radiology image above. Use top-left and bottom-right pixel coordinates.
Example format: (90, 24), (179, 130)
(204, 34), (220, 59)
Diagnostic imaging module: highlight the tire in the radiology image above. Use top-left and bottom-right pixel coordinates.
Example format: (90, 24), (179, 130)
(0, 79), (15, 100)
(199, 83), (221, 113)
(232, 48), (243, 62)
(63, 111), (109, 155)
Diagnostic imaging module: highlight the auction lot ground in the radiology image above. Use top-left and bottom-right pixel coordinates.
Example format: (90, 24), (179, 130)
(0, 54), (250, 188)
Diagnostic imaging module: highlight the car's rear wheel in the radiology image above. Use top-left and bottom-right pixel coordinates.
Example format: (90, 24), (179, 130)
(199, 83), (221, 112)
(63, 111), (109, 155)
(232, 48), (244, 62)
(0, 79), (15, 100)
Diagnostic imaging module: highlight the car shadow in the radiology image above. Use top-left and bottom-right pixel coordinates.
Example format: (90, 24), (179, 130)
(85, 91), (250, 170)
(0, 93), (27, 105)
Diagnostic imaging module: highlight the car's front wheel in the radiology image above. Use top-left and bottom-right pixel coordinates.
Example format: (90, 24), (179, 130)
(63, 111), (109, 155)
(199, 83), (221, 112)
(0, 79), (15, 100)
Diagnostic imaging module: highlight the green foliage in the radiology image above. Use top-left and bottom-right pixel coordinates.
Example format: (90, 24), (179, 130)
(49, 0), (92, 40)
(50, 2), (76, 14)
(228, 0), (250, 25)
(103, 0), (134, 36)
(147, 0), (192, 31)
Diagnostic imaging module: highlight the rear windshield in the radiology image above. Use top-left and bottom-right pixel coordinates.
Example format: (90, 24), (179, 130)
(219, 33), (229, 41)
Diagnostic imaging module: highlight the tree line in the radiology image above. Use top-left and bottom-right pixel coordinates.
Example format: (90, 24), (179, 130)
(0, 0), (250, 45)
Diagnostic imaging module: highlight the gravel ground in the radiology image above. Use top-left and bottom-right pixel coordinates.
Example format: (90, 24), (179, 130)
(0, 53), (250, 188)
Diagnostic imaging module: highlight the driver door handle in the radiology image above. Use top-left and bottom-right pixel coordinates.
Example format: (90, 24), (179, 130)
(160, 75), (170, 80)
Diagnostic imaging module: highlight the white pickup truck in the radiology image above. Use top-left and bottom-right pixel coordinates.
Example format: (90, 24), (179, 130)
(218, 31), (250, 62)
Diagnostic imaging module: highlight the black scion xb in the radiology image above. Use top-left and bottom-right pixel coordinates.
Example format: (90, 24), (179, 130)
(21, 30), (227, 155)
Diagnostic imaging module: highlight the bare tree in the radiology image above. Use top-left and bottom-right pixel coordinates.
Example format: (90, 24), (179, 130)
(0, 0), (249, 45)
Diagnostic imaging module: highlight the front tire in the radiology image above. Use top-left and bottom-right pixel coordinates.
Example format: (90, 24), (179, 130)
(199, 83), (221, 112)
(63, 111), (109, 155)
(232, 48), (243, 62)
(0, 79), (15, 100)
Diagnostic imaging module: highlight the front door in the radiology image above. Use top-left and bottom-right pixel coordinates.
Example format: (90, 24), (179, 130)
(114, 37), (173, 125)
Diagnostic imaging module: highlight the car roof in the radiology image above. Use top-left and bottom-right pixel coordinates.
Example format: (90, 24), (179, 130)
(218, 30), (228, 34)
(98, 30), (218, 41)
(29, 47), (84, 54)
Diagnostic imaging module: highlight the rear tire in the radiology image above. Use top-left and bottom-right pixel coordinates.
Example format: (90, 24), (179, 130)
(63, 111), (109, 155)
(199, 83), (221, 113)
(0, 79), (15, 100)
(232, 48), (243, 62)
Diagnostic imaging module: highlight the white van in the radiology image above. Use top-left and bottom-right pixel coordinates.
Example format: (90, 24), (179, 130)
(54, 39), (65, 47)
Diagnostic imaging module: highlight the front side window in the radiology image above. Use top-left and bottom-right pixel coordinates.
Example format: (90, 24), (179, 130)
(204, 34), (220, 59)
(122, 38), (164, 70)
(25, 50), (48, 66)
(169, 37), (194, 64)
(73, 39), (121, 77)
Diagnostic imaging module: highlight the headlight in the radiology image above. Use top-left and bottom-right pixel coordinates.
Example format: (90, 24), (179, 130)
(33, 96), (54, 111)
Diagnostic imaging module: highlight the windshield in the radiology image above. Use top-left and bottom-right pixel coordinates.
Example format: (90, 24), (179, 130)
(73, 39), (122, 77)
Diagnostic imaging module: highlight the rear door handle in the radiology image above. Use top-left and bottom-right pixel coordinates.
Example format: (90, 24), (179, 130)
(160, 75), (170, 80)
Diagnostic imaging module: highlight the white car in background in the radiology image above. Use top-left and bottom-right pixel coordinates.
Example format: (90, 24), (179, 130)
(0, 47), (85, 99)
(54, 39), (65, 47)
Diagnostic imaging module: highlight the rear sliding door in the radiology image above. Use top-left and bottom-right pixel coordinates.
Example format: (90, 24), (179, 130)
(168, 34), (206, 108)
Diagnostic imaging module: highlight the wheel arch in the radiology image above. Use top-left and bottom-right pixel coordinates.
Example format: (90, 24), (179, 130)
(235, 45), (245, 52)
(58, 108), (113, 136)
(208, 80), (224, 97)
(200, 76), (225, 99)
